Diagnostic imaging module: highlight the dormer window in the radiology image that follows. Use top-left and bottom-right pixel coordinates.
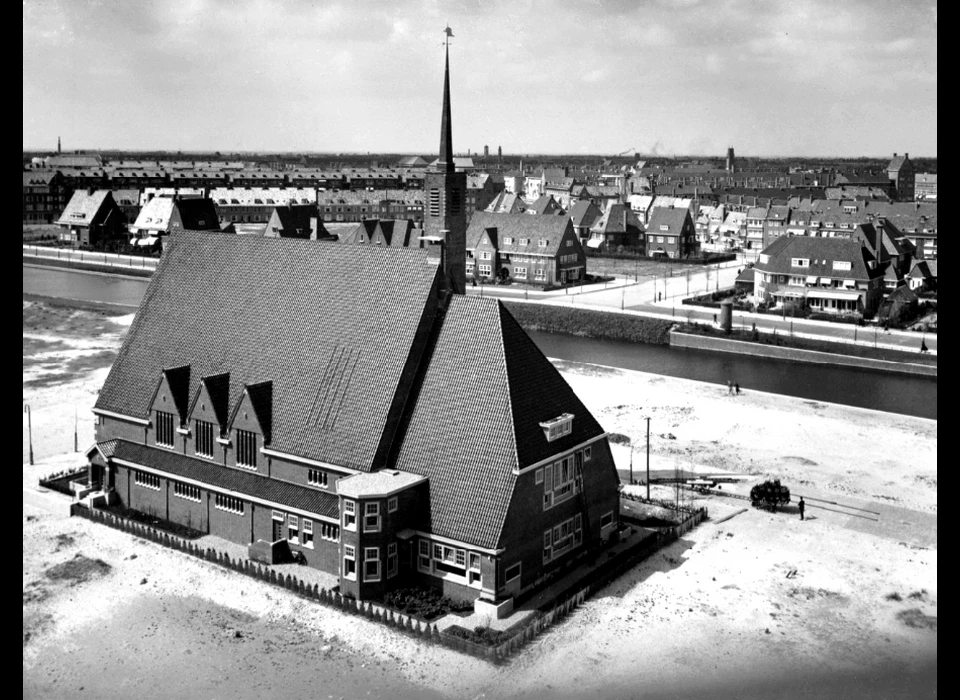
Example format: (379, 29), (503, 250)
(503, 237), (513, 245)
(519, 238), (529, 246)
(540, 413), (574, 442)
(791, 258), (810, 268)
(538, 239), (548, 247)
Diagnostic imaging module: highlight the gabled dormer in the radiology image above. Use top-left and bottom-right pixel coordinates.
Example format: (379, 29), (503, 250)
(148, 365), (191, 449)
(186, 373), (230, 460)
(226, 381), (272, 471)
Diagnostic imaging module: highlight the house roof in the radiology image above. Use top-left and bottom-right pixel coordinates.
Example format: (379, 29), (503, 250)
(95, 233), (442, 473)
(756, 236), (882, 280)
(100, 439), (339, 519)
(485, 192), (527, 215)
(887, 154), (910, 172)
(466, 211), (575, 256)
(393, 297), (606, 549)
(528, 194), (563, 215)
(56, 189), (113, 227)
(646, 207), (692, 234)
(590, 204), (644, 235)
(270, 204), (326, 239)
(568, 200), (602, 228)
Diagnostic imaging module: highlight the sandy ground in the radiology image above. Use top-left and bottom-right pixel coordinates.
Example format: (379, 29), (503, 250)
(23, 300), (936, 699)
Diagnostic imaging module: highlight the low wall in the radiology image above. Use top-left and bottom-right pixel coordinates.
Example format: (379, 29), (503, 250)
(23, 255), (154, 278)
(670, 331), (937, 378)
(23, 486), (74, 517)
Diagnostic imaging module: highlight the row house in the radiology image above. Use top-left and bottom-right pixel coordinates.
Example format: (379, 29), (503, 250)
(317, 191), (424, 224)
(744, 206), (768, 251)
(527, 194), (565, 216)
(209, 188), (317, 224)
(754, 236), (884, 315)
(112, 190), (142, 225)
(22, 170), (68, 224)
(914, 173), (936, 202)
(467, 212), (587, 286)
(644, 207), (699, 259)
(87, 233), (620, 606)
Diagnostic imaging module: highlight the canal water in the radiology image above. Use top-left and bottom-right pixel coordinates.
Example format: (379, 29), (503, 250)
(23, 265), (937, 419)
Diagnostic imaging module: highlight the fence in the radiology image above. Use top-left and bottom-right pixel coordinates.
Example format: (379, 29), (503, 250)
(23, 244), (159, 271)
(71, 499), (708, 664)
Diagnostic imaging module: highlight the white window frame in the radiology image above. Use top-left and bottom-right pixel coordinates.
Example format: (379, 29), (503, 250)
(135, 470), (161, 490)
(343, 499), (356, 531)
(320, 522), (340, 542)
(363, 547), (381, 582)
(302, 519), (314, 549)
(343, 544), (356, 581)
(307, 469), (328, 488)
(287, 514), (300, 545)
(173, 482), (201, 502)
(364, 502), (381, 532)
(479, 251), (492, 260)
(504, 562), (521, 584)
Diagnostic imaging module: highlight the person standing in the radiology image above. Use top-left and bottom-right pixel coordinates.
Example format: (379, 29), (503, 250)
(735, 383), (740, 395)
(728, 380), (733, 395)
(798, 497), (805, 520)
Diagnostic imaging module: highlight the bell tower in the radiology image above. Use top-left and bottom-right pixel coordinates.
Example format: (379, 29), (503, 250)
(424, 28), (467, 295)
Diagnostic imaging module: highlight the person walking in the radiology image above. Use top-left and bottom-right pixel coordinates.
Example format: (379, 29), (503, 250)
(713, 313), (718, 324)
(798, 497), (805, 520)
(735, 383), (740, 396)
(920, 339), (928, 353)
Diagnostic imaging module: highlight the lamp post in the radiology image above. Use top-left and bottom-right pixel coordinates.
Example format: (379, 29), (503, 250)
(645, 417), (651, 500)
(74, 406), (79, 452)
(25, 404), (34, 465)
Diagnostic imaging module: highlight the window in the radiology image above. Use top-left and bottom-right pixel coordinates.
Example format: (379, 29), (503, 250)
(343, 500), (356, 530)
(344, 545), (356, 580)
(832, 260), (851, 271)
(600, 511), (614, 529)
(478, 264), (492, 276)
(134, 470), (161, 490)
(387, 543), (398, 577)
(174, 482), (201, 502)
(308, 469), (328, 488)
(519, 238), (529, 246)
(364, 547), (381, 581)
(155, 411), (175, 447)
(479, 251), (492, 260)
(791, 258), (810, 268)
(566, 239), (573, 247)
(504, 562), (521, 584)
(656, 236), (664, 243)
(503, 237), (513, 245)
(543, 514), (583, 563)
(364, 502), (381, 532)
(236, 430), (257, 469)
(584, 446), (592, 461)
(418, 539), (431, 571)
(214, 493), (244, 515)
(538, 239), (548, 247)
(513, 266), (527, 278)
(429, 189), (440, 217)
(535, 468), (544, 484)
(387, 496), (398, 513)
(320, 522), (339, 541)
(534, 269), (546, 281)
(287, 514), (300, 544)
(195, 420), (215, 458)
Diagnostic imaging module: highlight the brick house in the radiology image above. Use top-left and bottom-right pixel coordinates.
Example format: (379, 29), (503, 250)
(264, 204), (329, 240)
(886, 153), (915, 201)
(56, 189), (125, 249)
(753, 236), (885, 315)
(129, 195), (223, 251)
(585, 204), (645, 252)
(466, 212), (587, 285)
(23, 170), (68, 224)
(85, 42), (619, 611)
(644, 207), (699, 258)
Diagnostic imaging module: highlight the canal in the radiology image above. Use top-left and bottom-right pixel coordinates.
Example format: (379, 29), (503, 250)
(23, 264), (937, 419)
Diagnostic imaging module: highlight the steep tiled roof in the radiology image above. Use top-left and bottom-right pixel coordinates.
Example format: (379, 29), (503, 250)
(528, 194), (563, 215)
(590, 204), (644, 235)
(485, 192), (526, 214)
(95, 233), (441, 472)
(104, 440), (338, 518)
(466, 212), (574, 256)
(271, 204), (325, 239)
(568, 200), (602, 228)
(56, 189), (113, 227)
(887, 154), (910, 172)
(646, 207), (691, 234)
(393, 297), (605, 549)
(756, 236), (881, 280)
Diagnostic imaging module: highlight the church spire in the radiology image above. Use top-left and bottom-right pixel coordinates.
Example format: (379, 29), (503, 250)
(437, 26), (454, 173)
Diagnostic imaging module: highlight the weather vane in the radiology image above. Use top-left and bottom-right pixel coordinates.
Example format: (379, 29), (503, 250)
(444, 24), (454, 48)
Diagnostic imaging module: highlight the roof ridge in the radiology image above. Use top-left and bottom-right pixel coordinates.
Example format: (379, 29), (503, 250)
(491, 300), (519, 550)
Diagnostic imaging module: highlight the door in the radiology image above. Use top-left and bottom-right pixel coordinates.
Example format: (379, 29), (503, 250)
(272, 518), (283, 542)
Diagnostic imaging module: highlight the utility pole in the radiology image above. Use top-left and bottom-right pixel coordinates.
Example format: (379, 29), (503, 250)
(25, 404), (34, 465)
(645, 416), (651, 500)
(74, 407), (79, 452)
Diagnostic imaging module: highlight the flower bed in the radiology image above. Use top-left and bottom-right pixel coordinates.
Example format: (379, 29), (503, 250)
(380, 587), (473, 621)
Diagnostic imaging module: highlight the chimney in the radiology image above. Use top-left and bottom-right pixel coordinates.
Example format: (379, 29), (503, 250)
(904, 153), (909, 159)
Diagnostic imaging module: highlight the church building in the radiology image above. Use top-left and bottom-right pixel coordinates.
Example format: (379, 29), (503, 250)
(85, 37), (620, 611)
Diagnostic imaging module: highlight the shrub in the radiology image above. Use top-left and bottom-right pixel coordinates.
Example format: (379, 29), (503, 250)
(750, 479), (791, 511)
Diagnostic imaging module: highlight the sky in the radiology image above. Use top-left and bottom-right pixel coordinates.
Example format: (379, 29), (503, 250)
(22, 0), (937, 157)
